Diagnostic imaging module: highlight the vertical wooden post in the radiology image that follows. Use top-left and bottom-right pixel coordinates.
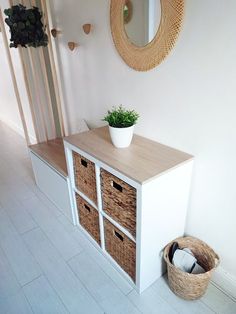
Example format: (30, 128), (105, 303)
(38, 48), (57, 139)
(19, 48), (40, 143)
(41, 0), (67, 137)
(9, 0), (40, 143)
(0, 8), (30, 145)
(27, 49), (49, 141)
(32, 0), (57, 140)
(22, 0), (49, 141)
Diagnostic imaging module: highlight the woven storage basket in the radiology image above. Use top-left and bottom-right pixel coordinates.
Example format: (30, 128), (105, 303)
(101, 169), (136, 237)
(164, 236), (220, 300)
(104, 218), (136, 282)
(76, 194), (100, 246)
(73, 152), (97, 205)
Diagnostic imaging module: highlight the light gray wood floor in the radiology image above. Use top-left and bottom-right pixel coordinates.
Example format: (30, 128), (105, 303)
(0, 122), (235, 314)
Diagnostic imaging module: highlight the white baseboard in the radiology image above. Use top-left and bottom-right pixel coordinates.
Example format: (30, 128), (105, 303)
(0, 116), (36, 144)
(212, 266), (236, 300)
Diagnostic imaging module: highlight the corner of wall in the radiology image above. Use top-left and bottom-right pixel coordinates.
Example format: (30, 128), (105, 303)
(0, 116), (36, 144)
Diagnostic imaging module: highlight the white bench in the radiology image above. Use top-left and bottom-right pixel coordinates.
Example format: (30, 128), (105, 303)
(29, 138), (73, 221)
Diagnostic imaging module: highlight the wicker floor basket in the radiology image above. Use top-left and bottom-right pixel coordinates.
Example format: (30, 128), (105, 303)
(101, 169), (136, 237)
(164, 237), (220, 300)
(73, 152), (97, 205)
(104, 218), (136, 282)
(77, 194), (100, 246)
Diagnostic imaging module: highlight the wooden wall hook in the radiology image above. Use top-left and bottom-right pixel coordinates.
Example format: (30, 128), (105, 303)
(68, 42), (79, 51)
(83, 24), (93, 35)
(51, 28), (62, 38)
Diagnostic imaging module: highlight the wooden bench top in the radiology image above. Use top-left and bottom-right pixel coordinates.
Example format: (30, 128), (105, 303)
(29, 138), (68, 177)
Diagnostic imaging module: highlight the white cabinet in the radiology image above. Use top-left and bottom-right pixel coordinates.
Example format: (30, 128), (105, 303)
(64, 127), (193, 293)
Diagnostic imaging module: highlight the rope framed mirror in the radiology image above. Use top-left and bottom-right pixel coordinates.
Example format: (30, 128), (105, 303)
(110, 0), (185, 71)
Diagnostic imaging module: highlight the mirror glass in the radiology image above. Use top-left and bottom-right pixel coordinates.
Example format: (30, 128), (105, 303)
(124, 0), (161, 47)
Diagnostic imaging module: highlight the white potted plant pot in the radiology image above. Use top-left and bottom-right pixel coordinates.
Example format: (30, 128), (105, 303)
(103, 105), (139, 148)
(109, 125), (134, 148)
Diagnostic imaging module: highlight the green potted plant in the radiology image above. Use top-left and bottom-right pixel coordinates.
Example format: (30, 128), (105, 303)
(4, 4), (48, 48)
(103, 105), (139, 148)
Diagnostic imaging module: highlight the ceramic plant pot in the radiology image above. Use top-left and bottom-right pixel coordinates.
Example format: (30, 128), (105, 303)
(109, 125), (134, 148)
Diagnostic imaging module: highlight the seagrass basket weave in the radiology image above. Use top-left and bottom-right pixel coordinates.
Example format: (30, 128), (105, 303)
(164, 237), (220, 300)
(104, 218), (136, 282)
(73, 152), (97, 205)
(77, 194), (100, 246)
(101, 169), (136, 237)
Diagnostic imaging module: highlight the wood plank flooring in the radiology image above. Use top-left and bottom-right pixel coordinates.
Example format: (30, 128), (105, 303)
(0, 122), (235, 314)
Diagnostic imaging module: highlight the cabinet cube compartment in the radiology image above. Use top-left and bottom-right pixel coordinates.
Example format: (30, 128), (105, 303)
(101, 169), (136, 237)
(104, 217), (136, 282)
(76, 194), (100, 245)
(73, 151), (97, 205)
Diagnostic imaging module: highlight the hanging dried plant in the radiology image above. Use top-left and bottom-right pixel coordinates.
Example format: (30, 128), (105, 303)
(4, 4), (48, 48)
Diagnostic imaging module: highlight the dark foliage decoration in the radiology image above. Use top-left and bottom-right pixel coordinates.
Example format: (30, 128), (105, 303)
(4, 4), (48, 48)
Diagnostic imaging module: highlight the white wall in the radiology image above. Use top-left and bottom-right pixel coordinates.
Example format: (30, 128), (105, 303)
(0, 31), (23, 136)
(0, 0), (36, 142)
(51, 0), (236, 295)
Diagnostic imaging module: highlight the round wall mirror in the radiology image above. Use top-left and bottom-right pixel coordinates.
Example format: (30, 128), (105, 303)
(110, 0), (185, 71)
(124, 0), (161, 47)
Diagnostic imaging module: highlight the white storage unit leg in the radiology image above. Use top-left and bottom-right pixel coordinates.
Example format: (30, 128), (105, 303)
(64, 127), (194, 293)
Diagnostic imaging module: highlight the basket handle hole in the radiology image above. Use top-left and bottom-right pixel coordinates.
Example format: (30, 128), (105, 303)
(114, 230), (124, 241)
(111, 181), (123, 192)
(84, 204), (91, 212)
(81, 159), (88, 168)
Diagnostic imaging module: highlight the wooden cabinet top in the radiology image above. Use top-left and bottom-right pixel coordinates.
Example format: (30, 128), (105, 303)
(64, 127), (193, 184)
